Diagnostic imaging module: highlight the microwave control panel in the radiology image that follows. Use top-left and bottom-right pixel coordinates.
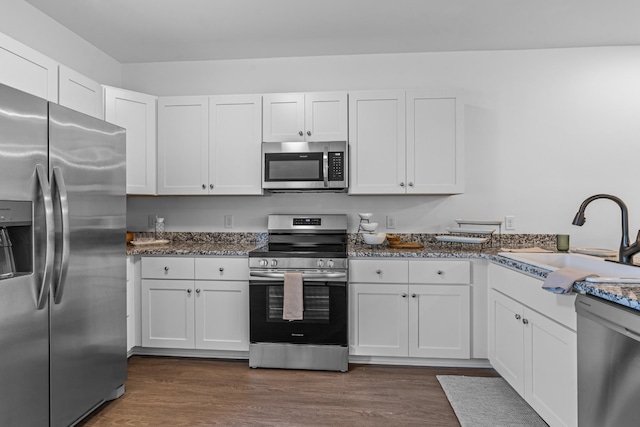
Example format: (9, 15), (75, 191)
(328, 152), (345, 181)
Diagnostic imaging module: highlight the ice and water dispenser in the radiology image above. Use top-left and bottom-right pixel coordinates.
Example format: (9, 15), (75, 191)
(0, 201), (32, 279)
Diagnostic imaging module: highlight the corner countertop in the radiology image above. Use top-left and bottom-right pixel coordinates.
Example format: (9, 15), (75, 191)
(126, 237), (640, 312)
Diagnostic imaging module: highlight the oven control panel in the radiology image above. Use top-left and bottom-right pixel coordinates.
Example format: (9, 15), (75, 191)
(292, 217), (321, 226)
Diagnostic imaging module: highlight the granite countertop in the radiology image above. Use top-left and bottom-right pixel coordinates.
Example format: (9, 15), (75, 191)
(126, 232), (640, 312)
(126, 241), (260, 256)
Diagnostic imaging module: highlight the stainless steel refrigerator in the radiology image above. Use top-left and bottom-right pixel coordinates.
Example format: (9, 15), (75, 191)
(0, 83), (127, 426)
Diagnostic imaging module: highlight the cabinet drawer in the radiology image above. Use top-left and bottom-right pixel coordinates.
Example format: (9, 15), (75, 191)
(409, 260), (470, 284)
(141, 257), (194, 279)
(195, 257), (249, 281)
(349, 259), (408, 283)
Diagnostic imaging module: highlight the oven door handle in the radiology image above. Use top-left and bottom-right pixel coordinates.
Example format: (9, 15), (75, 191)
(250, 271), (347, 280)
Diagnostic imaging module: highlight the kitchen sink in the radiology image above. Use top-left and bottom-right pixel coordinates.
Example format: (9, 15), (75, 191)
(498, 252), (640, 282)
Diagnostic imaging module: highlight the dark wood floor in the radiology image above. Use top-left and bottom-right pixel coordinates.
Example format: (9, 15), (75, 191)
(79, 356), (498, 426)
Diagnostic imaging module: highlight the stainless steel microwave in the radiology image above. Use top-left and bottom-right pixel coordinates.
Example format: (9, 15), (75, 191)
(262, 141), (348, 192)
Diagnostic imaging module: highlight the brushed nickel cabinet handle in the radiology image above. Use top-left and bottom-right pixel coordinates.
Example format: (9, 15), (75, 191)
(299, 131), (303, 136)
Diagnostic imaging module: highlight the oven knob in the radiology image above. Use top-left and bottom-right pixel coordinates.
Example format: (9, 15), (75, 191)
(271, 259), (278, 267)
(259, 259), (268, 267)
(317, 259), (325, 268)
(327, 259), (335, 268)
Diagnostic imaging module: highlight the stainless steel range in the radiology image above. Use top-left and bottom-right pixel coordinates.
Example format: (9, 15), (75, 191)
(248, 214), (348, 372)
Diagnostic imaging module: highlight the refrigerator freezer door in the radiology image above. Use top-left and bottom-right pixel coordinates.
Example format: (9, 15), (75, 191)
(0, 84), (50, 426)
(48, 103), (127, 427)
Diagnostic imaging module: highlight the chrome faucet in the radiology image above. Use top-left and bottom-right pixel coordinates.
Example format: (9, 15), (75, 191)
(572, 194), (640, 265)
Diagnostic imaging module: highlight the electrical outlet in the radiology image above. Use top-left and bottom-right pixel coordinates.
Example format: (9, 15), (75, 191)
(505, 215), (516, 230)
(224, 215), (234, 228)
(386, 215), (396, 229)
(148, 215), (156, 228)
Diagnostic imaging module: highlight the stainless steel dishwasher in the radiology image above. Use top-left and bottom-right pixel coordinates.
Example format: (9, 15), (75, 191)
(575, 293), (640, 427)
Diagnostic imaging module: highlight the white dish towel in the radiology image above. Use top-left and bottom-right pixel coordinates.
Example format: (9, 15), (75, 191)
(283, 272), (303, 320)
(542, 267), (598, 294)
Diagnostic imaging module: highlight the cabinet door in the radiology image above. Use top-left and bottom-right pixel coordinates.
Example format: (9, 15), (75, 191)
(407, 91), (464, 194)
(126, 257), (135, 352)
(263, 93), (305, 142)
(157, 96), (209, 194)
(141, 279), (195, 349)
(195, 281), (249, 351)
(489, 290), (525, 393)
(209, 95), (262, 194)
(58, 66), (103, 119)
(104, 86), (157, 195)
(305, 92), (347, 141)
(524, 307), (577, 427)
(0, 32), (58, 101)
(349, 90), (406, 194)
(349, 283), (408, 357)
(409, 284), (470, 359)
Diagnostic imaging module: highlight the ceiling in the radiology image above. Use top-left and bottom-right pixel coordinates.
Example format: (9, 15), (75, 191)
(24, 0), (640, 64)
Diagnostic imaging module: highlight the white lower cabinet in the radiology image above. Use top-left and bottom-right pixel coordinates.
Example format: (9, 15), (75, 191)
(141, 256), (249, 351)
(349, 259), (471, 359)
(488, 264), (577, 427)
(126, 256), (135, 353)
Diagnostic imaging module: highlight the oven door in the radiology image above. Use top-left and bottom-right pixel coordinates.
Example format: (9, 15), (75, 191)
(249, 279), (347, 346)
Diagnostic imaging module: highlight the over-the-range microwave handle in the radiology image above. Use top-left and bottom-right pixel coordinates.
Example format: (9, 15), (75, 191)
(35, 164), (54, 310)
(249, 271), (347, 280)
(51, 166), (70, 305)
(323, 146), (329, 188)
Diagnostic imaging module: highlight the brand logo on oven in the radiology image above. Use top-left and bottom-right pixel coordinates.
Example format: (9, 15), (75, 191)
(291, 333), (304, 337)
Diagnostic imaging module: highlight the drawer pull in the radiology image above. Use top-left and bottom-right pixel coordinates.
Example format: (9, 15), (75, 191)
(219, 267), (224, 272)
(437, 270), (444, 275)
(376, 269), (382, 274)
(164, 266), (170, 272)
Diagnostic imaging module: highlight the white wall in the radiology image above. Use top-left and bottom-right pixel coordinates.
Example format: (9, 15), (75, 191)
(1, 0), (121, 86)
(124, 47), (640, 250)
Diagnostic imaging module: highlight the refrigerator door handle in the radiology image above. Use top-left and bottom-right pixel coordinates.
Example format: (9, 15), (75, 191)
(35, 164), (54, 310)
(51, 166), (70, 305)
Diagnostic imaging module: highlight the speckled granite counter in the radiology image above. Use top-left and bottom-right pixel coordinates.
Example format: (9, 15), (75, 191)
(127, 241), (261, 256)
(125, 231), (640, 312)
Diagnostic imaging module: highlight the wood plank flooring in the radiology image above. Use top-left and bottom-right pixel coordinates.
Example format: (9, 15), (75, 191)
(79, 356), (498, 426)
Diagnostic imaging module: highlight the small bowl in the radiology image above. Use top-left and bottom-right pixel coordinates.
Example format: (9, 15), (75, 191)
(360, 222), (378, 232)
(363, 232), (386, 245)
(358, 213), (373, 220)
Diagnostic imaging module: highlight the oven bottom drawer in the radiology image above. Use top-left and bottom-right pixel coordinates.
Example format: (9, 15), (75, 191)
(249, 342), (348, 372)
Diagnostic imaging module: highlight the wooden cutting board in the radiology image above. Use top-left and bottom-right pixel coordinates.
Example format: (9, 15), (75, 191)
(389, 242), (424, 249)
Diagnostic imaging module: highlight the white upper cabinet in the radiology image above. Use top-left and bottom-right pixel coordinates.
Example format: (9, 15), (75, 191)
(59, 66), (103, 119)
(349, 90), (406, 194)
(209, 95), (263, 195)
(263, 92), (347, 142)
(349, 89), (464, 195)
(157, 95), (263, 196)
(407, 91), (464, 194)
(0, 32), (58, 101)
(157, 96), (209, 195)
(104, 86), (157, 195)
